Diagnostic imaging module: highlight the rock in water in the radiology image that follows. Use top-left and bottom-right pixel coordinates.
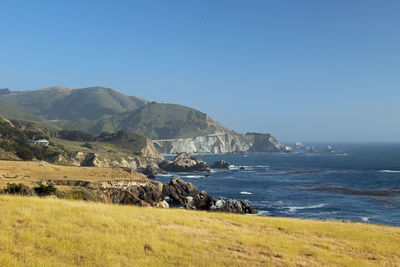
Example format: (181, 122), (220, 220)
(309, 146), (316, 153)
(159, 152), (210, 172)
(211, 160), (230, 169)
(325, 146), (334, 153)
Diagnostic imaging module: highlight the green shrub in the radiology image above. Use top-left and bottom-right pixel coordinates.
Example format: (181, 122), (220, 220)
(58, 130), (94, 142)
(62, 187), (99, 201)
(2, 183), (34, 195)
(81, 142), (93, 149)
(34, 183), (57, 196)
(16, 146), (34, 160)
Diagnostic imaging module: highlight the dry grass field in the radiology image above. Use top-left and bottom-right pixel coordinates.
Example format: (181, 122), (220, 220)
(0, 160), (147, 189)
(0, 195), (399, 266)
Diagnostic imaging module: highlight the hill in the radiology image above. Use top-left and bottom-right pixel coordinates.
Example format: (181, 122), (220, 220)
(90, 102), (228, 139)
(0, 101), (40, 121)
(0, 195), (399, 266)
(0, 86), (148, 121)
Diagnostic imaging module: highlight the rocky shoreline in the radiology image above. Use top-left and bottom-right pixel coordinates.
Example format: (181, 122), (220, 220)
(1, 152), (258, 215)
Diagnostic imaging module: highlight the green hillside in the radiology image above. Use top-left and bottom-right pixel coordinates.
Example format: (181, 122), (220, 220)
(49, 87), (148, 120)
(90, 103), (228, 139)
(0, 86), (148, 121)
(0, 86), (73, 115)
(0, 101), (39, 121)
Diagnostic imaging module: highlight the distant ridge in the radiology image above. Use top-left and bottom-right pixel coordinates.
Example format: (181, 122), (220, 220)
(0, 86), (148, 121)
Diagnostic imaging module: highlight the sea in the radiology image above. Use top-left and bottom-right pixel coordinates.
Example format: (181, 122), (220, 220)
(157, 143), (400, 226)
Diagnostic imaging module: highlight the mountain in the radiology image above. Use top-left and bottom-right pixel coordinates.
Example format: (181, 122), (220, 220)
(88, 103), (229, 139)
(0, 85), (289, 154)
(0, 86), (148, 121)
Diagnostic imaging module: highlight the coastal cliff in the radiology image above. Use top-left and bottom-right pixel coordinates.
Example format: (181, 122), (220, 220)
(153, 132), (289, 154)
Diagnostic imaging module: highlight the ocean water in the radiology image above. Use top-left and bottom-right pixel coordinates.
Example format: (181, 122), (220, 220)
(157, 143), (400, 226)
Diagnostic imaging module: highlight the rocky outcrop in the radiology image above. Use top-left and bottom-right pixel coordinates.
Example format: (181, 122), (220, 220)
(159, 152), (210, 172)
(168, 177), (258, 214)
(211, 160), (230, 169)
(325, 146), (334, 153)
(163, 177), (199, 204)
(154, 131), (289, 154)
(98, 180), (168, 208)
(80, 153), (108, 167)
(184, 190), (258, 214)
(210, 199), (258, 214)
(246, 133), (289, 152)
(154, 132), (252, 154)
(140, 137), (163, 159)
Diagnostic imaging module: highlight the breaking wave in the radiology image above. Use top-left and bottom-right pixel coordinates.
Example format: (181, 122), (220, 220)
(287, 204), (326, 212)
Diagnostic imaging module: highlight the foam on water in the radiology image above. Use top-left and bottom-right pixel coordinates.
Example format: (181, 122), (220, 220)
(240, 191), (253, 195)
(183, 175), (204, 179)
(361, 217), (369, 222)
(287, 204), (326, 212)
(380, 170), (400, 173)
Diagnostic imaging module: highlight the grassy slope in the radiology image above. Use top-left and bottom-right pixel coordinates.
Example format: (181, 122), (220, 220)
(0, 161), (147, 189)
(0, 196), (399, 266)
(0, 101), (39, 121)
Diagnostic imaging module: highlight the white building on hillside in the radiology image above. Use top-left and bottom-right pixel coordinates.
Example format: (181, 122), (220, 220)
(30, 139), (50, 147)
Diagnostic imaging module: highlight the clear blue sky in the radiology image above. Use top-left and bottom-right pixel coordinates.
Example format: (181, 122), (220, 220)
(1, 0), (399, 142)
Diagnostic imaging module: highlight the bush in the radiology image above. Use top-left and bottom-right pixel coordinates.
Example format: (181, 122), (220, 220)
(16, 146), (34, 160)
(58, 130), (94, 142)
(62, 187), (99, 201)
(2, 183), (34, 195)
(81, 142), (93, 149)
(34, 183), (57, 196)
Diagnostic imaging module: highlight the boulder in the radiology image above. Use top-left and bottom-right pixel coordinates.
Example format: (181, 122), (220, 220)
(166, 177), (199, 204)
(159, 152), (210, 172)
(210, 199), (258, 214)
(185, 191), (216, 210)
(211, 160), (230, 169)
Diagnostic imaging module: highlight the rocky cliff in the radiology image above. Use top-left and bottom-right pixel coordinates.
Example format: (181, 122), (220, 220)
(153, 132), (251, 154)
(153, 132), (289, 154)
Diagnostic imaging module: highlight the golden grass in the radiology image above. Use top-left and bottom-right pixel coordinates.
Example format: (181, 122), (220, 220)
(0, 160), (147, 189)
(0, 195), (399, 266)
